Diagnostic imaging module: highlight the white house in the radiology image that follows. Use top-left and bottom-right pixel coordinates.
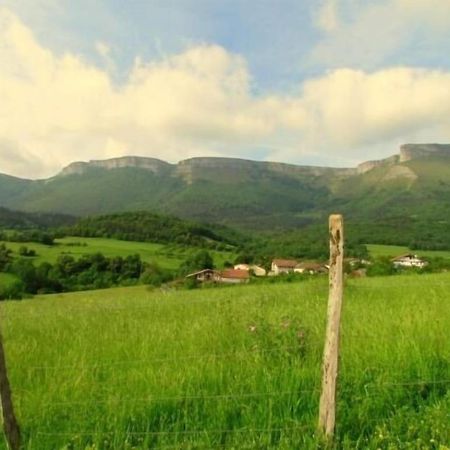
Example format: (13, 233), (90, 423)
(185, 269), (219, 282)
(391, 253), (427, 268)
(234, 264), (250, 271)
(271, 259), (298, 275)
(250, 265), (267, 277)
(234, 263), (266, 277)
(294, 262), (327, 274)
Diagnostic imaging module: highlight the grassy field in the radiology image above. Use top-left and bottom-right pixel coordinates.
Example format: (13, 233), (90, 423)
(367, 244), (450, 260)
(0, 237), (235, 270)
(0, 273), (449, 449)
(0, 272), (20, 287)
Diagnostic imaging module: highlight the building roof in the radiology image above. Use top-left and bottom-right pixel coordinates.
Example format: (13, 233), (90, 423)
(295, 262), (324, 270)
(250, 265), (266, 271)
(185, 269), (217, 278)
(391, 253), (421, 262)
(234, 264), (250, 270)
(272, 259), (298, 268)
(219, 269), (250, 279)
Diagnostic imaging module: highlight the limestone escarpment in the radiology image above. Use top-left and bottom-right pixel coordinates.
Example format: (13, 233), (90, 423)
(55, 143), (450, 181)
(399, 143), (450, 162)
(357, 154), (399, 174)
(58, 156), (172, 176)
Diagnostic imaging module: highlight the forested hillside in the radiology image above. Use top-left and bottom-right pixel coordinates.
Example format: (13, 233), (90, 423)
(1, 144), (449, 248)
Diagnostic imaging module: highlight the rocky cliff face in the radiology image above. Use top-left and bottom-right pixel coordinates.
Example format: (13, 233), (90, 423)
(399, 143), (450, 162)
(59, 155), (357, 183)
(58, 156), (171, 176)
(357, 154), (399, 174)
(57, 143), (450, 180)
(355, 144), (450, 174)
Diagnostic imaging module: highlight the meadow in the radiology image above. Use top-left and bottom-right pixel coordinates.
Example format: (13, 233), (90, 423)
(367, 244), (450, 260)
(0, 272), (449, 449)
(0, 272), (19, 287)
(0, 237), (235, 270)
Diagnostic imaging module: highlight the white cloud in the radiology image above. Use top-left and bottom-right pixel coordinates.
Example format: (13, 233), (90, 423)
(95, 41), (109, 57)
(0, 7), (450, 179)
(312, 0), (450, 68)
(316, 0), (340, 33)
(297, 67), (450, 155)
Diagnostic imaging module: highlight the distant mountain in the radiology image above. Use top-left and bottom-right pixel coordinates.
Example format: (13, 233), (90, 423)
(0, 144), (449, 240)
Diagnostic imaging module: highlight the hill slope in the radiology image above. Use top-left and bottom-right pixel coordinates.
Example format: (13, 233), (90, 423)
(0, 207), (75, 229)
(1, 144), (449, 236)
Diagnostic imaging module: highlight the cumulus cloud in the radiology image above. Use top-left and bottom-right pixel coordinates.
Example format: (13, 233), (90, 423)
(312, 0), (450, 68)
(316, 0), (340, 33)
(296, 67), (450, 157)
(0, 7), (450, 178)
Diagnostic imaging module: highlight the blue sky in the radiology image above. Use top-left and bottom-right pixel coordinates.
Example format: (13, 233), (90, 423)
(1, 0), (450, 178)
(4, 0), (322, 91)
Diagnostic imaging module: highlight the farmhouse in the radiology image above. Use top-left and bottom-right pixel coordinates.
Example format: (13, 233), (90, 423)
(186, 268), (250, 284)
(391, 253), (427, 268)
(217, 269), (250, 284)
(271, 259), (298, 274)
(185, 269), (219, 282)
(294, 262), (328, 274)
(234, 263), (250, 271)
(249, 265), (266, 276)
(234, 264), (267, 276)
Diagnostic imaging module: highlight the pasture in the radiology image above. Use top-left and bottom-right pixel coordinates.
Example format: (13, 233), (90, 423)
(0, 237), (235, 270)
(0, 272), (20, 288)
(1, 272), (449, 449)
(367, 244), (450, 260)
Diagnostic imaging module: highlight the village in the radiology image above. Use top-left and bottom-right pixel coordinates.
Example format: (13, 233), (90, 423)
(185, 253), (428, 285)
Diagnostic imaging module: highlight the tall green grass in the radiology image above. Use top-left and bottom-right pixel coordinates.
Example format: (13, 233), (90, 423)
(1, 273), (449, 449)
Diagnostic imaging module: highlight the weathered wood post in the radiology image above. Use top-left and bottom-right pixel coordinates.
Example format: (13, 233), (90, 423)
(318, 214), (344, 438)
(0, 322), (20, 450)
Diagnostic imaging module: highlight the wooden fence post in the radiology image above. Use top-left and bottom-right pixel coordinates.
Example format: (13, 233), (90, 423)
(318, 214), (344, 438)
(0, 322), (20, 450)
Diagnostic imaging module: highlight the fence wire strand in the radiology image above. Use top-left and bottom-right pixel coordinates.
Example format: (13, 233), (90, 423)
(36, 424), (315, 437)
(17, 344), (316, 372)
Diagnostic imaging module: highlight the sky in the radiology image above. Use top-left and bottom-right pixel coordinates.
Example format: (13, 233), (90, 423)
(1, 0), (450, 179)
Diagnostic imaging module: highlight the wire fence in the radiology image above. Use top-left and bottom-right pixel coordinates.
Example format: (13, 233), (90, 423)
(36, 424), (316, 437)
(12, 335), (448, 374)
(1, 278), (448, 319)
(15, 344), (315, 372)
(35, 425), (318, 450)
(1, 281), (449, 448)
(18, 378), (450, 403)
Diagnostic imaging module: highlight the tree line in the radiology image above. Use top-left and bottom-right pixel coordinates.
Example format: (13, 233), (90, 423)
(0, 246), (152, 299)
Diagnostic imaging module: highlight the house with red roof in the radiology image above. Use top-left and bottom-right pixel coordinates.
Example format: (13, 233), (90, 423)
(217, 269), (250, 284)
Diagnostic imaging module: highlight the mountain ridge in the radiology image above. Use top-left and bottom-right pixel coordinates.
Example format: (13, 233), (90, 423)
(2, 143), (449, 182)
(54, 142), (450, 179)
(0, 143), (449, 233)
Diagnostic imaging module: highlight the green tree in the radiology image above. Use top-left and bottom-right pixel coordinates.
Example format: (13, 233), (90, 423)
(179, 250), (214, 275)
(10, 258), (38, 293)
(0, 244), (12, 271)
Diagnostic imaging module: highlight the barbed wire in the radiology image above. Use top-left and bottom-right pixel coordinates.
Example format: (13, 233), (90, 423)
(15, 344), (319, 372)
(21, 389), (319, 409)
(15, 379), (450, 410)
(13, 335), (449, 373)
(36, 424), (315, 437)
